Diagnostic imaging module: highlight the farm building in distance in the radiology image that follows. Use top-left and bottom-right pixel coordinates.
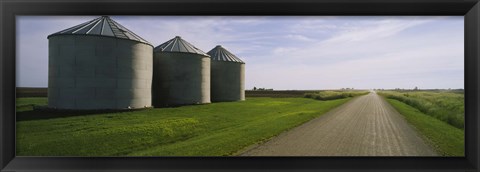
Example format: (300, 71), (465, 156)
(47, 16), (153, 109)
(152, 36), (211, 107)
(207, 45), (245, 102)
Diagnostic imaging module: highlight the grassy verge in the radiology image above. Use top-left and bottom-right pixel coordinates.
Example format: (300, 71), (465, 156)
(17, 97), (350, 156)
(378, 91), (464, 129)
(386, 99), (464, 156)
(304, 90), (369, 101)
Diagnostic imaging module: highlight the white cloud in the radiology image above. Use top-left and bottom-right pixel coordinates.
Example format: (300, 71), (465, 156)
(326, 18), (430, 43)
(272, 47), (299, 55)
(285, 34), (316, 42)
(289, 17), (339, 33)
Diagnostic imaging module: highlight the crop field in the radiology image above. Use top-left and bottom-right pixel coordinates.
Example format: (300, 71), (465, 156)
(16, 97), (350, 156)
(304, 90), (369, 100)
(245, 90), (369, 99)
(378, 90), (464, 129)
(245, 90), (316, 98)
(378, 90), (464, 156)
(16, 87), (48, 97)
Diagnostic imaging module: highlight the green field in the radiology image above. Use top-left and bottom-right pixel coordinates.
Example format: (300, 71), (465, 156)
(16, 97), (48, 112)
(16, 97), (349, 156)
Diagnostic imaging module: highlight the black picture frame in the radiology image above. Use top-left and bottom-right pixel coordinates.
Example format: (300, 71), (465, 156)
(1, 0), (479, 171)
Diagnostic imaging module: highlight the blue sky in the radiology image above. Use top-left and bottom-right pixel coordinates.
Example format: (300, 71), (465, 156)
(16, 16), (464, 90)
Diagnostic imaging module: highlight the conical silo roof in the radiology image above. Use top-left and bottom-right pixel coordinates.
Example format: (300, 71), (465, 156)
(154, 36), (210, 57)
(47, 16), (151, 45)
(207, 45), (244, 63)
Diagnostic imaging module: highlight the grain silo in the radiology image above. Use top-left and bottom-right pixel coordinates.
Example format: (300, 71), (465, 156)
(152, 36), (211, 107)
(207, 45), (245, 102)
(47, 16), (153, 109)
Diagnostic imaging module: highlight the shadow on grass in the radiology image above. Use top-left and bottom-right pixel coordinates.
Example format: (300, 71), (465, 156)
(16, 103), (210, 122)
(16, 106), (148, 122)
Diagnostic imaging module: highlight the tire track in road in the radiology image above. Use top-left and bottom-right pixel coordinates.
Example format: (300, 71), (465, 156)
(241, 92), (437, 156)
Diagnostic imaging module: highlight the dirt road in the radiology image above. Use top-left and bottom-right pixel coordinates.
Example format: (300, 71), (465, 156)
(241, 92), (437, 156)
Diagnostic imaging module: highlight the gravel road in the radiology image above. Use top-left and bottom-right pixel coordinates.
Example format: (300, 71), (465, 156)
(241, 92), (438, 156)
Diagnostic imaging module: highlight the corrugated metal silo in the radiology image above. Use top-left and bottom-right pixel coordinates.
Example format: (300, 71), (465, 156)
(47, 16), (153, 109)
(207, 45), (245, 102)
(152, 36), (211, 107)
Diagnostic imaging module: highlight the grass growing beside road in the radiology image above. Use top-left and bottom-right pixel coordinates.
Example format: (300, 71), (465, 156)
(304, 90), (369, 101)
(386, 99), (464, 156)
(17, 97), (350, 156)
(378, 90), (464, 129)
